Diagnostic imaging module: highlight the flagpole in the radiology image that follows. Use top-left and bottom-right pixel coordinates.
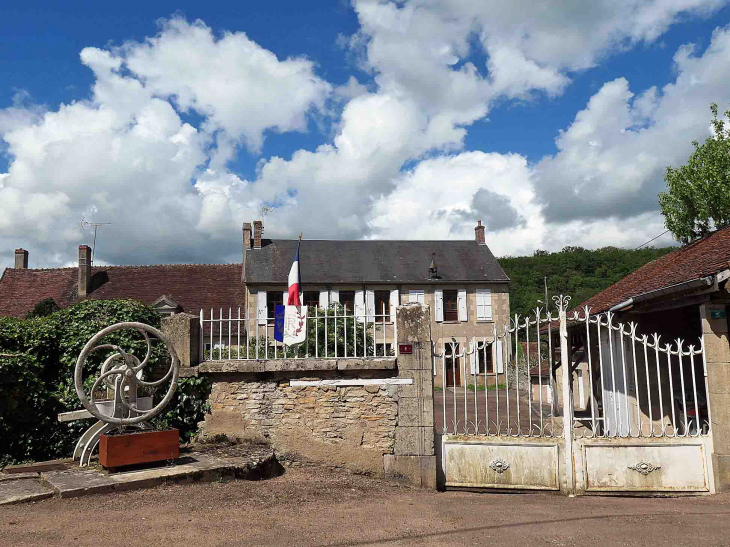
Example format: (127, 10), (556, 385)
(297, 233), (302, 313)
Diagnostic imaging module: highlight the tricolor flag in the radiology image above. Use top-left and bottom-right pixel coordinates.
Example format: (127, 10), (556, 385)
(275, 237), (307, 345)
(287, 241), (302, 307)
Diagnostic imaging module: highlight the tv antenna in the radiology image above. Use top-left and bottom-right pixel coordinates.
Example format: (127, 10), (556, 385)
(80, 217), (111, 265)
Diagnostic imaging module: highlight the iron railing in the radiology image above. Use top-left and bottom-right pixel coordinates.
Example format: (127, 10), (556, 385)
(200, 304), (396, 361)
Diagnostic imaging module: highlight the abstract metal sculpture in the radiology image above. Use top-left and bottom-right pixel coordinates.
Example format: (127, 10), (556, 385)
(60, 322), (179, 467)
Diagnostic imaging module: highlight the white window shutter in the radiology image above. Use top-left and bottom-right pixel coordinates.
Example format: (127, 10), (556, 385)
(435, 289), (444, 322)
(365, 289), (375, 318)
(319, 290), (329, 309)
(389, 289), (399, 322)
(496, 340), (504, 374)
(476, 288), (492, 320)
(330, 289), (339, 304)
(458, 289), (468, 321)
(355, 290), (365, 322)
(257, 291), (267, 325)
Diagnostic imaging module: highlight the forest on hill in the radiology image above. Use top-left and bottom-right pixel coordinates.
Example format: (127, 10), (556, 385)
(499, 245), (677, 320)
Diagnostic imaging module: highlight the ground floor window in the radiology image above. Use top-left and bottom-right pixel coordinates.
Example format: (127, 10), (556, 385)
(477, 344), (494, 373)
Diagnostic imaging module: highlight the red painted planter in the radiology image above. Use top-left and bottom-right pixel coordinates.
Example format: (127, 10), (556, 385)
(99, 429), (179, 469)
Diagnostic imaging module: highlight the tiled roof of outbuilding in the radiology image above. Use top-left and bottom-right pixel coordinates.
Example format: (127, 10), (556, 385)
(0, 263), (243, 318)
(245, 239), (510, 284)
(574, 226), (730, 315)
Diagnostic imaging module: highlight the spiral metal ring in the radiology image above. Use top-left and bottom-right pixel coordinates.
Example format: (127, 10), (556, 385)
(73, 322), (180, 426)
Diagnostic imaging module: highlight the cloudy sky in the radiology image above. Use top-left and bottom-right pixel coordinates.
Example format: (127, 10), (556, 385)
(1, 0), (730, 269)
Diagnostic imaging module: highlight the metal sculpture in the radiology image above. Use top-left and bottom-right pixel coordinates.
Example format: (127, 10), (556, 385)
(62, 322), (179, 467)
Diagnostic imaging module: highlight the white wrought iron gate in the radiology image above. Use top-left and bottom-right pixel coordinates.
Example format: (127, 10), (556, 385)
(436, 295), (715, 495)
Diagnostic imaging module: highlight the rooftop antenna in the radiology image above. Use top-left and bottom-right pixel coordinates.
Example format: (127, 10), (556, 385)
(80, 217), (111, 265)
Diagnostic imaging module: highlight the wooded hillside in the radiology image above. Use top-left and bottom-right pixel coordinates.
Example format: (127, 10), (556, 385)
(499, 246), (677, 319)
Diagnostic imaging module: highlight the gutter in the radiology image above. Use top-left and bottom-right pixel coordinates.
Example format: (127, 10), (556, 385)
(609, 275), (715, 313)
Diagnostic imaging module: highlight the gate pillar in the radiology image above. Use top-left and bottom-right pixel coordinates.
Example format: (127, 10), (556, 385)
(701, 302), (730, 492)
(383, 303), (437, 489)
(558, 296), (576, 496)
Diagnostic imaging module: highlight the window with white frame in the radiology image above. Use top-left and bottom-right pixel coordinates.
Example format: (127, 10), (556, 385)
(435, 288), (467, 322)
(476, 288), (493, 320)
(408, 289), (425, 305)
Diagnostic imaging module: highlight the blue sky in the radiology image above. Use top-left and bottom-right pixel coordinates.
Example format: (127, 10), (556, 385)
(1, 1), (730, 268)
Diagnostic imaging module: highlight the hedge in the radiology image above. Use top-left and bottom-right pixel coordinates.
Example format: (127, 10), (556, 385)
(0, 299), (210, 467)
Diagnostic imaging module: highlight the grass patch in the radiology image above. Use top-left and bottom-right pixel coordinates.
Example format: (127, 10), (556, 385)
(433, 386), (443, 392)
(467, 383), (507, 392)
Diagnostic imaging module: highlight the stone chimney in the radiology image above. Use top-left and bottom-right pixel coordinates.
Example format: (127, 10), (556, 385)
(253, 220), (263, 249)
(243, 222), (252, 250)
(78, 245), (92, 297)
(14, 248), (28, 269)
(475, 220), (486, 245)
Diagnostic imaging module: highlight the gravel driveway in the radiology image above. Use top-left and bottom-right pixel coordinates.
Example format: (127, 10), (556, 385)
(2, 465), (730, 547)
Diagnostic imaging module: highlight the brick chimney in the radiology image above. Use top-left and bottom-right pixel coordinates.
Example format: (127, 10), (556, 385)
(14, 248), (28, 269)
(243, 222), (252, 250)
(475, 220), (486, 245)
(253, 220), (263, 249)
(78, 245), (92, 297)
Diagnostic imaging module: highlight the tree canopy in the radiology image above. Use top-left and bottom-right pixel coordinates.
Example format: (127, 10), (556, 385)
(659, 103), (730, 244)
(500, 245), (676, 319)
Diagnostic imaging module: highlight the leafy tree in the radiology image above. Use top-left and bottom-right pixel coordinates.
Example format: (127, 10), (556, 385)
(659, 103), (730, 243)
(25, 297), (60, 319)
(500, 246), (676, 320)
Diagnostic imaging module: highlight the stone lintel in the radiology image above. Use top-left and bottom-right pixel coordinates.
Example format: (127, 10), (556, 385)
(198, 358), (396, 375)
(179, 366), (199, 378)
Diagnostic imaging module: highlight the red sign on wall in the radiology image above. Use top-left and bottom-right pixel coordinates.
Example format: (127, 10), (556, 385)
(398, 343), (413, 354)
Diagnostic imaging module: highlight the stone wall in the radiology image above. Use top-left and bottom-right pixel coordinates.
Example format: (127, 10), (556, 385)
(203, 370), (398, 474)
(195, 304), (437, 488)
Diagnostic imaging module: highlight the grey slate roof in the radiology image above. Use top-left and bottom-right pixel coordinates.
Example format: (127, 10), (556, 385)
(245, 239), (509, 284)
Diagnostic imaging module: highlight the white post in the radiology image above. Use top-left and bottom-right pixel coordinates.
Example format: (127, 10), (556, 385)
(557, 295), (575, 496)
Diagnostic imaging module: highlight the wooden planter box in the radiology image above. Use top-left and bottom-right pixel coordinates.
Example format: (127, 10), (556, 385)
(99, 429), (179, 469)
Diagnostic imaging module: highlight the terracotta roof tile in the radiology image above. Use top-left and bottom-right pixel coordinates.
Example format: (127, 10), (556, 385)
(573, 226), (730, 315)
(0, 263), (243, 318)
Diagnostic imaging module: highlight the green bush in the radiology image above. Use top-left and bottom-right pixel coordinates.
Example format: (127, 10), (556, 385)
(0, 299), (209, 466)
(25, 297), (60, 319)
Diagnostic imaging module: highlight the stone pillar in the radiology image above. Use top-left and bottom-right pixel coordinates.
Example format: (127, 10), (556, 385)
(701, 302), (730, 491)
(14, 248), (28, 269)
(253, 220), (263, 249)
(383, 303), (437, 489)
(474, 220), (485, 245)
(78, 245), (91, 297)
(161, 312), (201, 370)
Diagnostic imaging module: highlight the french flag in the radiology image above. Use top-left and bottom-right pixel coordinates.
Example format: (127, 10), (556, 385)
(287, 241), (301, 307)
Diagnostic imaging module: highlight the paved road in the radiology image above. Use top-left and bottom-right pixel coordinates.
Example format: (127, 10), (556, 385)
(435, 388), (558, 435)
(2, 466), (729, 547)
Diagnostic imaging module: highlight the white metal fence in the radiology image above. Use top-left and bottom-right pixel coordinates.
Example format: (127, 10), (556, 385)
(436, 296), (710, 441)
(200, 305), (396, 361)
(570, 307), (710, 439)
(435, 300), (560, 438)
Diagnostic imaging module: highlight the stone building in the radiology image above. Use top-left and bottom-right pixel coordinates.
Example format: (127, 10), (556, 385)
(241, 219), (510, 388)
(1, 220), (510, 388)
(0, 246), (243, 318)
